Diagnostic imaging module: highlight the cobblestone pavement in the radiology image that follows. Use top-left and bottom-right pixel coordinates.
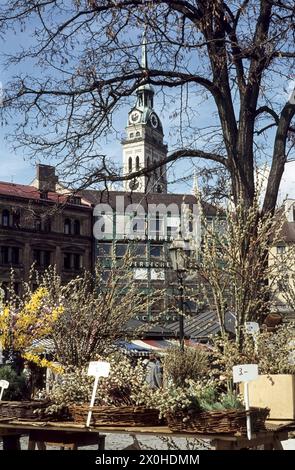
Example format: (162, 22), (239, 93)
(1, 435), (294, 450)
(0, 434), (210, 450)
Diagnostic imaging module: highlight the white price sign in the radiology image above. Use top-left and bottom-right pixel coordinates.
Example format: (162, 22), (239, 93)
(86, 361), (110, 427)
(0, 379), (9, 400)
(245, 322), (259, 334)
(88, 361), (110, 378)
(0, 380), (9, 390)
(233, 364), (258, 383)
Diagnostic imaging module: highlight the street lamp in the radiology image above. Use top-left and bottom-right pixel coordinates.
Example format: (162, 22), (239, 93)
(169, 234), (194, 351)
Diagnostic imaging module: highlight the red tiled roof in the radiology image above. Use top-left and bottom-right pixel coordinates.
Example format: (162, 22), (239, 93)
(0, 181), (68, 203)
(0, 181), (91, 207)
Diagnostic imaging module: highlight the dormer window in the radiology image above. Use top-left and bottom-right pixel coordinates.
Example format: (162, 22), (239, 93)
(69, 196), (82, 205)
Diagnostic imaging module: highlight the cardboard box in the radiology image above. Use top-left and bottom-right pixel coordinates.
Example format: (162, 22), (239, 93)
(246, 374), (295, 420)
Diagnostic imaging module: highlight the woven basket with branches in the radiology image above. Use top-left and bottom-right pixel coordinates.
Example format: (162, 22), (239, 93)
(0, 400), (49, 421)
(70, 405), (161, 427)
(166, 407), (269, 434)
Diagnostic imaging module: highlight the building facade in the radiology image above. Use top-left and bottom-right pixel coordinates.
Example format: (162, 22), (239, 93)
(0, 164), (92, 294)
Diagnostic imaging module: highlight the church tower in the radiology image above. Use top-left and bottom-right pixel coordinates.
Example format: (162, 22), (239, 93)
(122, 32), (167, 193)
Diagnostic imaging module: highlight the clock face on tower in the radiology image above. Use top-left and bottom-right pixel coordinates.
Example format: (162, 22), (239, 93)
(129, 110), (141, 124)
(129, 178), (139, 190)
(150, 113), (159, 128)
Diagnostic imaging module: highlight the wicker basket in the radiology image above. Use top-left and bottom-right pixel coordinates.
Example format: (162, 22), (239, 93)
(70, 405), (161, 427)
(0, 400), (49, 421)
(166, 407), (270, 434)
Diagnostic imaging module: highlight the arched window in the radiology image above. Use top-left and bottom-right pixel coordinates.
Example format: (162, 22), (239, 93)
(64, 218), (71, 235)
(128, 157), (132, 173)
(146, 156), (150, 168)
(129, 133), (134, 139)
(136, 131), (140, 137)
(73, 219), (80, 235)
(2, 209), (10, 227)
(136, 156), (140, 171)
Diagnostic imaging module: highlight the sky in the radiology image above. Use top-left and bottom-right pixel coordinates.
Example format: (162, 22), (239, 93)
(0, 11), (294, 203)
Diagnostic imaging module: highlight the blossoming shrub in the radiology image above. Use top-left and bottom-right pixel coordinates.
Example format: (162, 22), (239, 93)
(211, 323), (295, 387)
(0, 277), (64, 368)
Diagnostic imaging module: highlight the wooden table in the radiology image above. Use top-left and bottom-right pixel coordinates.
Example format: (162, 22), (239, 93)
(0, 421), (106, 450)
(0, 419), (294, 450)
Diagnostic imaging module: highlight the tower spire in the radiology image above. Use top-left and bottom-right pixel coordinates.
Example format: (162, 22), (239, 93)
(141, 27), (148, 70)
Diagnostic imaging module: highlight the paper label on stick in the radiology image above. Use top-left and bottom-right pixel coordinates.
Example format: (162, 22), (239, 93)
(87, 361), (110, 378)
(233, 364), (258, 383)
(0, 380), (9, 389)
(245, 322), (259, 334)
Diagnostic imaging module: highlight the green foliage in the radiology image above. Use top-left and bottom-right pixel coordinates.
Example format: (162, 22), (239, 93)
(0, 365), (28, 400)
(200, 390), (244, 411)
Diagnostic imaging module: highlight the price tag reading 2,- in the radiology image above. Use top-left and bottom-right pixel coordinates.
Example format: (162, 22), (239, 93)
(233, 364), (258, 383)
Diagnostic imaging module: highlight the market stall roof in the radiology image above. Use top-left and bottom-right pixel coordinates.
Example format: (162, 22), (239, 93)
(169, 310), (235, 341)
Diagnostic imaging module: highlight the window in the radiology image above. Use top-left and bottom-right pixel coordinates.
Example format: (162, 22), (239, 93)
(116, 243), (128, 257)
(73, 253), (81, 270)
(128, 157), (132, 173)
(1, 246), (9, 264)
(44, 251), (51, 267)
(167, 212), (180, 239)
(64, 218), (71, 235)
(0, 246), (20, 265)
(150, 212), (164, 240)
(150, 245), (163, 258)
(63, 252), (72, 269)
(12, 211), (20, 228)
(70, 196), (82, 205)
(136, 131), (140, 137)
(136, 156), (140, 171)
(43, 217), (51, 233)
(102, 270), (111, 283)
(73, 219), (81, 235)
(33, 249), (51, 267)
(133, 243), (146, 257)
(35, 216), (42, 232)
(129, 133), (134, 139)
(98, 243), (112, 257)
(33, 249), (41, 266)
(277, 245), (286, 255)
(2, 210), (10, 227)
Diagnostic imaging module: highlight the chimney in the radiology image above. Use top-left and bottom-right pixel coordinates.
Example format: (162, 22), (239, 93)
(36, 164), (58, 193)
